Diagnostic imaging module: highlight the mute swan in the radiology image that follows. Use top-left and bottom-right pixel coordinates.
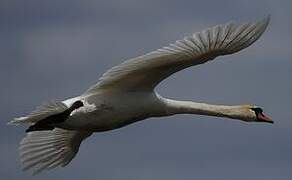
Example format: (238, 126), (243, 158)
(10, 16), (272, 175)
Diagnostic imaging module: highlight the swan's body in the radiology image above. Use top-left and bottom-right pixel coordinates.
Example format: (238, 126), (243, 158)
(10, 16), (272, 175)
(59, 92), (164, 131)
(59, 92), (260, 132)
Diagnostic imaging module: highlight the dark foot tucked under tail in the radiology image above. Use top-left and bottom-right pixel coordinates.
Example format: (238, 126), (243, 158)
(26, 125), (54, 132)
(25, 100), (84, 132)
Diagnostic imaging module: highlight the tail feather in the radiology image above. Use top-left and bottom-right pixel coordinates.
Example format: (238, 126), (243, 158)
(9, 101), (68, 125)
(19, 128), (91, 175)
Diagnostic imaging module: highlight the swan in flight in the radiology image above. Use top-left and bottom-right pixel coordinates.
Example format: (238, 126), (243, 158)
(10, 16), (272, 175)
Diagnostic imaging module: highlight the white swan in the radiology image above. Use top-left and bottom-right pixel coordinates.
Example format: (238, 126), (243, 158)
(10, 16), (272, 175)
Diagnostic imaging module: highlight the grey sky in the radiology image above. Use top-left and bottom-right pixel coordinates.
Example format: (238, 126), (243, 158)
(1, 0), (292, 179)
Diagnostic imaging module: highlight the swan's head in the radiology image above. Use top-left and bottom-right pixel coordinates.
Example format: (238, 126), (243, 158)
(70, 100), (84, 110)
(250, 106), (273, 124)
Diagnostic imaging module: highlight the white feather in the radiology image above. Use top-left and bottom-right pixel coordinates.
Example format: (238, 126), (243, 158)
(84, 16), (270, 94)
(9, 101), (68, 125)
(19, 128), (91, 175)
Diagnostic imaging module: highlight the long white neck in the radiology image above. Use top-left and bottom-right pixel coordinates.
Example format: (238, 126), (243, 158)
(162, 98), (253, 122)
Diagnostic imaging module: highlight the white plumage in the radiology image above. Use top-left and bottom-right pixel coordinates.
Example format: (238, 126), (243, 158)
(10, 16), (272, 175)
(19, 129), (91, 175)
(85, 16), (269, 93)
(10, 101), (67, 125)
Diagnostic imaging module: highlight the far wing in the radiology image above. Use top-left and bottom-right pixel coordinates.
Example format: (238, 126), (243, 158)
(20, 128), (92, 175)
(84, 16), (270, 94)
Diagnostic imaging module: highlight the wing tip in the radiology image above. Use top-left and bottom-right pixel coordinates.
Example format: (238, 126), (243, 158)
(260, 14), (271, 31)
(251, 14), (271, 44)
(253, 15), (270, 35)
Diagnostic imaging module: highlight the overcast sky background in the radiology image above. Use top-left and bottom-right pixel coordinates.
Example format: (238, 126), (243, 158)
(1, 0), (292, 179)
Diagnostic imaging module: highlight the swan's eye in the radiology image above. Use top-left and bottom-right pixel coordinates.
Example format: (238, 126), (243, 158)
(251, 107), (263, 114)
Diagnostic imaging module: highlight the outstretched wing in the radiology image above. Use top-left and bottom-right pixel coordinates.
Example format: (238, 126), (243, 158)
(19, 128), (92, 175)
(84, 16), (270, 94)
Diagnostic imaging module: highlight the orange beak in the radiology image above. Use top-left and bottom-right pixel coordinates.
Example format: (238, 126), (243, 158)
(257, 112), (273, 124)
